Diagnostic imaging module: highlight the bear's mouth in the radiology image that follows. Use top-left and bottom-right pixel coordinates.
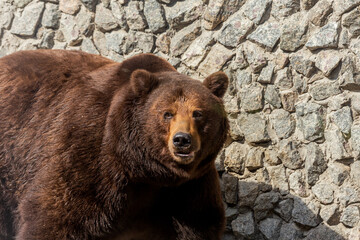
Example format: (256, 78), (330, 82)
(174, 151), (194, 164)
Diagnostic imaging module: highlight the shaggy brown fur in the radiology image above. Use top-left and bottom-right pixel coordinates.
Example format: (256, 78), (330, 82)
(0, 50), (229, 240)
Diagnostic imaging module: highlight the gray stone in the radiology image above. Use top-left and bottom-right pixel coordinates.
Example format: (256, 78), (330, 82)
(274, 199), (294, 222)
(13, 0), (32, 8)
(234, 69), (252, 89)
(259, 218), (282, 240)
(350, 38), (360, 59)
(38, 30), (55, 49)
(305, 22), (340, 50)
(289, 170), (309, 197)
(274, 68), (293, 90)
(292, 198), (321, 227)
(95, 3), (118, 32)
(182, 31), (213, 69)
(110, 0), (128, 30)
(272, 0), (301, 19)
(242, 42), (267, 73)
(304, 223), (345, 240)
(240, 83), (264, 112)
(265, 85), (282, 108)
(59, 14), (82, 46)
(203, 0), (243, 30)
(59, 0), (80, 15)
(301, 0), (319, 10)
(279, 222), (303, 240)
(224, 96), (240, 115)
(93, 29), (108, 55)
(267, 165), (290, 194)
(351, 124), (360, 155)
(340, 205), (360, 227)
(0, 3), (14, 31)
(280, 14), (308, 52)
(351, 161), (360, 187)
(125, 1), (147, 31)
(197, 43), (234, 76)
(305, 142), (327, 186)
(327, 94), (349, 111)
(225, 207), (238, 223)
(170, 21), (201, 57)
(289, 53), (315, 77)
(280, 90), (298, 112)
(215, 149), (225, 171)
(296, 102), (325, 141)
(10, 1), (45, 37)
(278, 139), (303, 169)
(293, 73), (308, 94)
(217, 13), (254, 48)
(224, 141), (248, 174)
(42, 3), (61, 29)
(315, 50), (342, 76)
(338, 55), (360, 91)
(165, 0), (204, 29)
(243, 0), (272, 24)
(338, 183), (360, 206)
(312, 182), (335, 204)
(38, 31), (55, 49)
(325, 129), (352, 161)
(258, 63), (275, 84)
(327, 162), (349, 186)
(143, 0), (166, 33)
(270, 109), (296, 139)
(238, 113), (270, 143)
(81, 38), (99, 54)
(75, 7), (94, 37)
(333, 0), (360, 16)
(105, 30), (126, 54)
(123, 31), (155, 54)
(349, 227), (360, 240)
(231, 212), (255, 238)
(155, 32), (171, 54)
(330, 107), (353, 136)
(254, 191), (280, 220)
(246, 147), (264, 171)
(343, 7), (360, 37)
(80, 0), (97, 11)
(264, 149), (282, 166)
(222, 173), (238, 204)
(232, 48), (249, 70)
(247, 22), (281, 51)
(238, 180), (260, 207)
(275, 51), (290, 69)
(320, 204), (340, 225)
(308, 0), (333, 26)
(309, 79), (341, 101)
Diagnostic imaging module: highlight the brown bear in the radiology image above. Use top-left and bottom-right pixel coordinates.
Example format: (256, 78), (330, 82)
(0, 50), (229, 240)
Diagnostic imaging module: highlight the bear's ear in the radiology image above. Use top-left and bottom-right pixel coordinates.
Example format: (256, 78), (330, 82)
(130, 69), (158, 95)
(203, 71), (229, 98)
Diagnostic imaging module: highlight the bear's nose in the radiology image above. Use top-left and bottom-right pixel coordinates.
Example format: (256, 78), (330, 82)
(173, 132), (192, 148)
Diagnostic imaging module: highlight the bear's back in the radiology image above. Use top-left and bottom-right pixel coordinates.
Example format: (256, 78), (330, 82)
(0, 50), (115, 207)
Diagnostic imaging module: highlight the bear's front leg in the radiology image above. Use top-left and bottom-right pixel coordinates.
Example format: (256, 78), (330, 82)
(168, 168), (225, 240)
(15, 180), (120, 240)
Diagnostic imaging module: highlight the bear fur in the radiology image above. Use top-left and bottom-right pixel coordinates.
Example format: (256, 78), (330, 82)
(0, 50), (229, 240)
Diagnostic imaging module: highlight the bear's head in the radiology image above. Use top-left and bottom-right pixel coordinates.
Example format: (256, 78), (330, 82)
(104, 54), (229, 184)
(128, 69), (229, 181)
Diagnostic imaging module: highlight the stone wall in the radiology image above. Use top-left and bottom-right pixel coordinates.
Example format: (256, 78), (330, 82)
(1, 0), (360, 239)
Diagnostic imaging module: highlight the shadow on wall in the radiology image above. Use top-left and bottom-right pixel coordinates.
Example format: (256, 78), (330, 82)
(219, 178), (353, 240)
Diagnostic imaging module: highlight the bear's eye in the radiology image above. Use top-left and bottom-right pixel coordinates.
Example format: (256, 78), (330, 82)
(163, 112), (173, 120)
(192, 110), (203, 119)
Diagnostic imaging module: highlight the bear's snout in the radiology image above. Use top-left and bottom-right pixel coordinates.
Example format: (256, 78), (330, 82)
(173, 132), (191, 149)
